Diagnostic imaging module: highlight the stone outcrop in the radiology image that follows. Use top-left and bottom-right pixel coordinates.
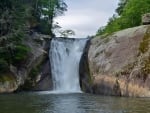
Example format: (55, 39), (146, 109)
(142, 13), (150, 25)
(88, 25), (150, 97)
(19, 33), (52, 91)
(0, 73), (18, 93)
(0, 32), (52, 93)
(29, 60), (53, 91)
(79, 39), (93, 93)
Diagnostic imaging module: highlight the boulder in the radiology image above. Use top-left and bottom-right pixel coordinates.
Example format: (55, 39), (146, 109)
(88, 25), (150, 97)
(142, 13), (150, 25)
(18, 33), (52, 91)
(0, 73), (18, 93)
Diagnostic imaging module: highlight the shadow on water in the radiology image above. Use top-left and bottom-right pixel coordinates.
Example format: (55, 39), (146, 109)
(0, 92), (150, 113)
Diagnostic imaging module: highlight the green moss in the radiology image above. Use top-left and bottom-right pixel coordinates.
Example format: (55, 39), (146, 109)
(20, 54), (48, 90)
(141, 56), (150, 80)
(29, 68), (39, 79)
(139, 27), (150, 53)
(12, 44), (30, 65)
(0, 74), (16, 83)
(20, 67), (39, 90)
(139, 27), (150, 80)
(21, 59), (44, 90)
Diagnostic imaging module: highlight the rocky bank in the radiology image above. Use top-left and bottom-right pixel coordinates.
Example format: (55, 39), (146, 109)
(0, 32), (52, 93)
(88, 25), (150, 97)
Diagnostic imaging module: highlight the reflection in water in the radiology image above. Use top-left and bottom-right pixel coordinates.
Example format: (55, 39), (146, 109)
(47, 94), (86, 113)
(0, 93), (150, 113)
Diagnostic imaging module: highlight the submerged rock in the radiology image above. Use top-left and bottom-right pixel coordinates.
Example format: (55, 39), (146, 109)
(88, 25), (150, 97)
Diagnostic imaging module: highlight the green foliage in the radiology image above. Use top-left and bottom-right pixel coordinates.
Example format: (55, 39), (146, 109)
(0, 0), (67, 73)
(96, 0), (150, 36)
(0, 59), (9, 73)
(12, 45), (30, 65)
(29, 68), (39, 79)
(59, 29), (75, 37)
(21, 66), (40, 90)
(139, 27), (150, 80)
(116, 0), (128, 15)
(32, 0), (67, 35)
(0, 74), (15, 83)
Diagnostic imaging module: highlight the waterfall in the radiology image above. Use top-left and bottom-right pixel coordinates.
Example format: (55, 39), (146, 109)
(49, 37), (87, 93)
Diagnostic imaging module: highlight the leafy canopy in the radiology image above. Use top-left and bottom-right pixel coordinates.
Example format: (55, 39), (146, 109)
(96, 0), (150, 36)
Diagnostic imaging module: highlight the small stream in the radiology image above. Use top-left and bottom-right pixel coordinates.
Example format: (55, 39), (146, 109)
(0, 92), (150, 113)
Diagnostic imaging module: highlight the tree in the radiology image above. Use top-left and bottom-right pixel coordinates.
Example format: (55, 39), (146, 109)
(120, 0), (150, 28)
(96, 0), (150, 36)
(59, 29), (75, 37)
(0, 0), (67, 72)
(116, 0), (128, 15)
(32, 0), (67, 35)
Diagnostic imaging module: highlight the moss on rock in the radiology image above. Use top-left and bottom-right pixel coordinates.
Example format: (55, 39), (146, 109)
(0, 73), (16, 83)
(139, 27), (150, 53)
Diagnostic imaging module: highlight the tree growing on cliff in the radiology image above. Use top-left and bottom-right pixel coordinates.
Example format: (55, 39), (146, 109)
(0, 0), (67, 72)
(32, 0), (67, 35)
(59, 29), (75, 37)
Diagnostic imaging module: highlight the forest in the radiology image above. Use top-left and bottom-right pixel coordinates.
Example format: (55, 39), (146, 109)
(0, 0), (150, 74)
(0, 0), (67, 73)
(96, 0), (150, 36)
(0, 1), (150, 112)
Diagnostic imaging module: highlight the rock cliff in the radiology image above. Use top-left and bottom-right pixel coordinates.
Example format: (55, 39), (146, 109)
(0, 32), (52, 93)
(88, 25), (150, 97)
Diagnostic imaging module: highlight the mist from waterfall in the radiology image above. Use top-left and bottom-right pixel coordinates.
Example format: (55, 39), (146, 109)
(49, 37), (87, 93)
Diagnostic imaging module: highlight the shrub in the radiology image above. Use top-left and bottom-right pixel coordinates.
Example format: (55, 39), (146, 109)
(12, 44), (30, 65)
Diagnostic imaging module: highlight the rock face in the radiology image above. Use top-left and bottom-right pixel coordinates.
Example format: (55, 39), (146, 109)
(0, 73), (18, 93)
(79, 39), (93, 93)
(30, 60), (52, 91)
(88, 25), (150, 97)
(0, 32), (52, 93)
(19, 33), (52, 91)
(142, 13), (150, 25)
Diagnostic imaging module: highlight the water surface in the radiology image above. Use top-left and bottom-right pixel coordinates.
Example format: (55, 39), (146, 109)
(0, 92), (150, 113)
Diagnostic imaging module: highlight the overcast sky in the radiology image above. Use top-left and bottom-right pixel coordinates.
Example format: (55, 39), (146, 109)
(54, 0), (119, 38)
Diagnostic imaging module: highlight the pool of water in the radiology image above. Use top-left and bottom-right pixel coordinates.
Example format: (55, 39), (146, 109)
(0, 92), (150, 113)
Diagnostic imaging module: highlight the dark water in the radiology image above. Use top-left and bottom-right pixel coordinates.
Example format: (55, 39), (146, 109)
(0, 92), (150, 113)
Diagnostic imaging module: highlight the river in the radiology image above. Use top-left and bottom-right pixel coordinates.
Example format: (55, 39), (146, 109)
(0, 92), (150, 113)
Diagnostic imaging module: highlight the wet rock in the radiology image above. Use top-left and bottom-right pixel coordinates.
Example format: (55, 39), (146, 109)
(79, 39), (93, 93)
(31, 60), (53, 91)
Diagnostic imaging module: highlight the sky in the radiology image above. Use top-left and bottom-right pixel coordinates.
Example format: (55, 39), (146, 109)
(54, 0), (119, 38)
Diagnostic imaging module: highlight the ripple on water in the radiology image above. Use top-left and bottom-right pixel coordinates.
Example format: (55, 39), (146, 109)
(0, 93), (150, 113)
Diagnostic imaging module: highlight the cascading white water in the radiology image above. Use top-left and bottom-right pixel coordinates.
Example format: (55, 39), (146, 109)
(49, 37), (87, 93)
